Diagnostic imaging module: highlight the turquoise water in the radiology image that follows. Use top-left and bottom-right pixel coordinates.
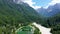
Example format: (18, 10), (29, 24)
(16, 26), (34, 34)
(17, 31), (33, 34)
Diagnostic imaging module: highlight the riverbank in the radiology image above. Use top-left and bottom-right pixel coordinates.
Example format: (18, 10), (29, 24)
(33, 22), (52, 34)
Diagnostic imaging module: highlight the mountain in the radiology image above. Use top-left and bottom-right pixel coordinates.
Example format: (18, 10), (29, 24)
(37, 3), (60, 34)
(37, 7), (48, 17)
(37, 3), (60, 17)
(0, 0), (42, 34)
(0, 0), (41, 28)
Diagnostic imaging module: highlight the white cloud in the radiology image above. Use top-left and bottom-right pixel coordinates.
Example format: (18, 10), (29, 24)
(45, 0), (60, 8)
(49, 0), (60, 5)
(16, 0), (60, 9)
(33, 6), (41, 9)
(14, 0), (41, 9)
(23, 0), (60, 9)
(15, 0), (41, 9)
(23, 0), (41, 9)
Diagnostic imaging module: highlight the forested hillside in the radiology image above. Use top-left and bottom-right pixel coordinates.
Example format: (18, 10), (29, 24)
(0, 0), (41, 34)
(38, 11), (60, 34)
(0, 0), (41, 26)
(0, 0), (60, 34)
(37, 3), (60, 34)
(49, 13), (60, 34)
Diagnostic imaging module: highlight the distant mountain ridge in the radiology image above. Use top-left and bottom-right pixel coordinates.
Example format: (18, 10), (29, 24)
(37, 3), (60, 17)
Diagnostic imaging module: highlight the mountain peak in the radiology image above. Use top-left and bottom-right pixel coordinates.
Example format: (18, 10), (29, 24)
(37, 3), (60, 17)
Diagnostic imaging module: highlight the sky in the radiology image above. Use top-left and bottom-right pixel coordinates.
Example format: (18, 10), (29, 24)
(19, 0), (60, 9)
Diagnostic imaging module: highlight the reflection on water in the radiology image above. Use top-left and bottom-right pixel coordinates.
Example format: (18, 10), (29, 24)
(33, 22), (52, 34)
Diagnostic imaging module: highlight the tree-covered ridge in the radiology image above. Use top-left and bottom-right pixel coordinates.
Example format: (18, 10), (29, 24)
(49, 13), (60, 34)
(39, 13), (60, 34)
(0, 0), (41, 26)
(0, 0), (60, 34)
(0, 0), (41, 34)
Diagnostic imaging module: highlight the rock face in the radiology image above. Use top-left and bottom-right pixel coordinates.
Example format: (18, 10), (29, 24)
(37, 3), (60, 17)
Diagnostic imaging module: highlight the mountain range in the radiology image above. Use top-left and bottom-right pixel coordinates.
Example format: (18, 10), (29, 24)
(37, 3), (60, 17)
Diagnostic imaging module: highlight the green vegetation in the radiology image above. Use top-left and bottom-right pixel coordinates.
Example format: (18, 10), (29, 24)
(38, 13), (60, 34)
(16, 25), (41, 34)
(0, 0), (60, 34)
(16, 26), (33, 34)
(49, 13), (60, 34)
(34, 26), (41, 34)
(0, 0), (41, 34)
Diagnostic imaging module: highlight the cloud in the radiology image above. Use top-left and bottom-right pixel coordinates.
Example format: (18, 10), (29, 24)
(45, 0), (60, 8)
(16, 0), (60, 9)
(15, 0), (41, 9)
(23, 0), (60, 9)
(49, 0), (60, 5)
(22, 0), (41, 9)
(32, 6), (41, 9)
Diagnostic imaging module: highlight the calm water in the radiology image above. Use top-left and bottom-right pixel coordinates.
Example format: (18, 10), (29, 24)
(33, 22), (52, 34)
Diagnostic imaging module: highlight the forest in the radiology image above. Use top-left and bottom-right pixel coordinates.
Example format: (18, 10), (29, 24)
(0, 0), (60, 34)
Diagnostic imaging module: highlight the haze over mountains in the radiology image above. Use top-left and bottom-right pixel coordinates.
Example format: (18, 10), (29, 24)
(37, 3), (60, 17)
